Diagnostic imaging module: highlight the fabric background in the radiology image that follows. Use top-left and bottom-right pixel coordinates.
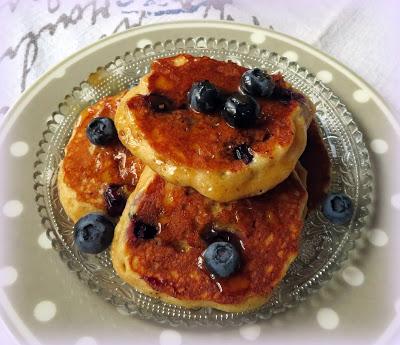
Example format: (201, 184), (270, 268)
(0, 0), (398, 119)
(0, 0), (399, 343)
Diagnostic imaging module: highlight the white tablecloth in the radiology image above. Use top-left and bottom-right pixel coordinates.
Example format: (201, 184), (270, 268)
(0, 0), (398, 344)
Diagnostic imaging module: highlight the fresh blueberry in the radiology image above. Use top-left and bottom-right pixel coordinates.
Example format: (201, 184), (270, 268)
(322, 192), (354, 225)
(222, 93), (260, 128)
(74, 213), (115, 254)
(86, 117), (117, 146)
(233, 144), (254, 164)
(188, 80), (222, 113)
(145, 94), (173, 112)
(204, 241), (240, 278)
(133, 219), (159, 240)
(240, 68), (275, 97)
(104, 184), (126, 217)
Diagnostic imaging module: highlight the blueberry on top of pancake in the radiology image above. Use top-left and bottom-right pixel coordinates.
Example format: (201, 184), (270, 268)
(58, 93), (145, 222)
(111, 166), (308, 312)
(115, 54), (315, 202)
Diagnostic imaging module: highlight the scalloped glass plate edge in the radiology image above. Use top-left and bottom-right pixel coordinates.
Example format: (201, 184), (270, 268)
(33, 37), (373, 327)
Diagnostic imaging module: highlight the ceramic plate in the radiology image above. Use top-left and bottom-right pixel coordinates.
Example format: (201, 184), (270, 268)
(1, 21), (399, 345)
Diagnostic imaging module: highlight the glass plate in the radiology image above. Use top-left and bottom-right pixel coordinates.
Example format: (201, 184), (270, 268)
(33, 37), (373, 326)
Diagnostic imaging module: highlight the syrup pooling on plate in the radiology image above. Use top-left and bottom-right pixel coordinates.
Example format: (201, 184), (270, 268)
(62, 93), (145, 213)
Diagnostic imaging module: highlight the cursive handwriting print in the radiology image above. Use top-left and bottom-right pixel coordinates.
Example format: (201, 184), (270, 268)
(0, 0), (259, 116)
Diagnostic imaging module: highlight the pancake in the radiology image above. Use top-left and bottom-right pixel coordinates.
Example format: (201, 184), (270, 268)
(111, 166), (308, 312)
(58, 93), (145, 222)
(115, 54), (315, 202)
(301, 119), (331, 209)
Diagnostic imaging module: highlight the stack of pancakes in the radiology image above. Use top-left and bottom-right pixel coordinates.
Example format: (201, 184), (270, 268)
(58, 54), (330, 312)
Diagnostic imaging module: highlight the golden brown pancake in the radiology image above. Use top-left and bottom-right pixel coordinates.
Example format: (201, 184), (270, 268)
(111, 166), (308, 312)
(58, 93), (145, 222)
(115, 54), (315, 202)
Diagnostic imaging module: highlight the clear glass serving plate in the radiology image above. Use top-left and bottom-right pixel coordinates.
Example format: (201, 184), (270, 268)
(33, 37), (373, 326)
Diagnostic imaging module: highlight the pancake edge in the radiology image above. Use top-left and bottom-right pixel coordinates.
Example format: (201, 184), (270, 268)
(111, 167), (307, 313)
(115, 70), (315, 202)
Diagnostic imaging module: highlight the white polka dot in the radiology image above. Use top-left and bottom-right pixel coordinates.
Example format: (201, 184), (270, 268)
(250, 32), (266, 44)
(0, 266), (18, 287)
(342, 266), (365, 286)
(391, 194), (400, 210)
(353, 89), (370, 103)
(34, 301), (56, 322)
(137, 38), (152, 48)
(239, 324), (261, 341)
(282, 50), (298, 61)
(370, 139), (388, 154)
(368, 229), (389, 247)
(317, 308), (339, 330)
(38, 232), (52, 249)
(316, 70), (333, 83)
(159, 329), (182, 345)
(2, 200), (23, 218)
(10, 141), (29, 157)
(75, 337), (97, 345)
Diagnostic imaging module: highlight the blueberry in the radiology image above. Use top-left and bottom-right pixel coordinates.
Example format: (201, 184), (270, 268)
(233, 144), (253, 164)
(188, 80), (222, 113)
(222, 93), (260, 128)
(322, 192), (354, 225)
(86, 117), (117, 146)
(133, 219), (159, 240)
(204, 241), (240, 278)
(74, 213), (115, 254)
(240, 68), (275, 97)
(145, 94), (173, 112)
(104, 184), (126, 217)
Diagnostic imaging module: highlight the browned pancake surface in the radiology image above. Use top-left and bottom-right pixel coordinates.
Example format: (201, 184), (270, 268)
(115, 54), (315, 202)
(112, 167), (307, 311)
(127, 54), (307, 171)
(62, 93), (145, 212)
